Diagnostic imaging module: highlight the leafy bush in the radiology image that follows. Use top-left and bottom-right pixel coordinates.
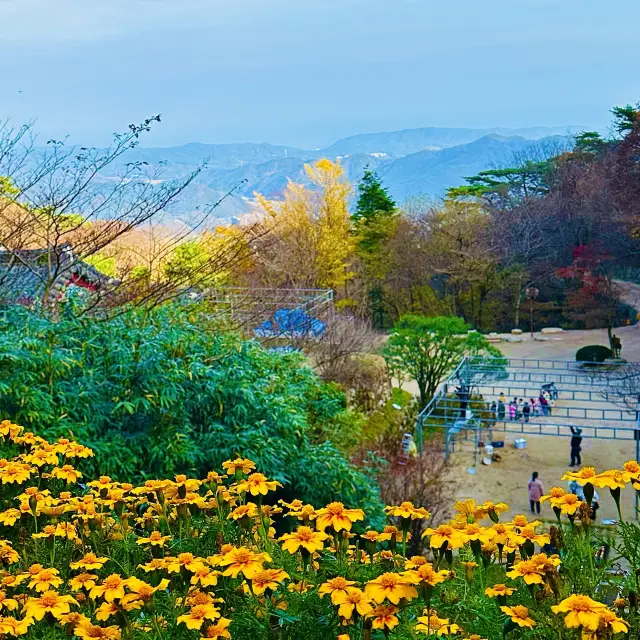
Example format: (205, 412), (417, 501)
(0, 303), (382, 514)
(575, 344), (613, 363)
(0, 419), (638, 639)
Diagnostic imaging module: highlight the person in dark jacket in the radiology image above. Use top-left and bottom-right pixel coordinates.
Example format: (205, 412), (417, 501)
(569, 427), (582, 467)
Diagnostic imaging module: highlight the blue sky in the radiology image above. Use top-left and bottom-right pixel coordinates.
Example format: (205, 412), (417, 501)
(2, 0), (638, 148)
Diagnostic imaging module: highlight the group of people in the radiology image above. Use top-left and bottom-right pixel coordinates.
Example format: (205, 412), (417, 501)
(490, 390), (555, 423)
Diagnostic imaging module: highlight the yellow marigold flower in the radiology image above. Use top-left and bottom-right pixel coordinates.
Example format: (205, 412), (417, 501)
(24, 591), (78, 621)
(404, 564), (449, 587)
(32, 525), (56, 540)
(87, 476), (114, 490)
(51, 465), (82, 484)
(540, 487), (566, 507)
(68, 573), (98, 592)
(404, 556), (428, 569)
(29, 568), (63, 592)
(222, 458), (256, 475)
(594, 609), (628, 635)
(490, 523), (511, 546)
(95, 602), (120, 621)
(562, 466), (597, 485)
(284, 503), (317, 521)
(506, 559), (544, 584)
(379, 525), (402, 542)
(280, 527), (329, 555)
(365, 572), (418, 604)
(234, 473), (281, 496)
(551, 594), (607, 631)
(461, 523), (495, 544)
(415, 609), (445, 634)
(500, 605), (535, 628)
(334, 587), (373, 619)
(0, 462), (33, 484)
(177, 604), (220, 630)
(0, 589), (18, 612)
(228, 502), (259, 521)
(138, 558), (167, 573)
(54, 522), (79, 541)
(218, 546), (271, 579)
(592, 469), (627, 490)
(481, 501), (509, 516)
(190, 566), (221, 588)
(485, 584), (516, 598)
(62, 442), (95, 459)
(368, 604), (399, 631)
(0, 542), (20, 565)
(137, 531), (172, 546)
(74, 620), (121, 639)
(318, 577), (358, 604)
(509, 514), (540, 529)
(0, 420), (23, 439)
(58, 612), (91, 628)
(361, 530), (384, 543)
(385, 502), (430, 520)
(315, 502), (364, 532)
(165, 553), (207, 574)
(436, 620), (462, 635)
(558, 493), (583, 515)
(622, 460), (640, 480)
(422, 524), (465, 550)
(511, 525), (550, 547)
(70, 553), (109, 571)
(454, 499), (487, 522)
(0, 616), (32, 636)
(89, 574), (128, 602)
(251, 568), (289, 595)
(0, 509), (21, 526)
(200, 617), (231, 639)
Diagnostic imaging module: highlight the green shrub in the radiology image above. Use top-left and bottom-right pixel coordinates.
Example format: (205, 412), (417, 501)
(575, 344), (613, 363)
(0, 303), (382, 516)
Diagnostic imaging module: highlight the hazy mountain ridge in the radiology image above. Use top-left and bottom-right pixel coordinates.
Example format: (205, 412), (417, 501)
(102, 126), (583, 220)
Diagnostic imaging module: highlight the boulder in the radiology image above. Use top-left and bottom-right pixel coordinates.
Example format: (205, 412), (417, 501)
(511, 328), (523, 335)
(505, 335), (523, 343)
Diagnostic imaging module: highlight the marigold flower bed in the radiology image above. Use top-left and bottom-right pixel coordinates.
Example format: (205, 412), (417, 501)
(0, 418), (638, 639)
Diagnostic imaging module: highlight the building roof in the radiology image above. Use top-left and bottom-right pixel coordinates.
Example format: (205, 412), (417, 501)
(0, 244), (112, 306)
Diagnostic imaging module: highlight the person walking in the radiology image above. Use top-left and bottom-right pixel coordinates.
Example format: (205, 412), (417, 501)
(497, 400), (506, 423)
(522, 400), (531, 423)
(499, 392), (506, 404)
(569, 427), (583, 467)
(508, 400), (516, 421)
(528, 472), (544, 514)
(490, 401), (497, 422)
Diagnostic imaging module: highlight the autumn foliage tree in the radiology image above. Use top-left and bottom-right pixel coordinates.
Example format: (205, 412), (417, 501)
(251, 159), (354, 293)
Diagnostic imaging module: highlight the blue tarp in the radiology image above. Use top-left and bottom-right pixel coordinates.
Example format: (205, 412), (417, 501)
(254, 308), (326, 339)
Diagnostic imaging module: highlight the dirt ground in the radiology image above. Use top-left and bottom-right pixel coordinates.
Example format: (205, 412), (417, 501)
(404, 281), (640, 522)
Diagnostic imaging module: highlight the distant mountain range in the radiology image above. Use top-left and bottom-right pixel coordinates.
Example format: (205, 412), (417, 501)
(105, 125), (584, 221)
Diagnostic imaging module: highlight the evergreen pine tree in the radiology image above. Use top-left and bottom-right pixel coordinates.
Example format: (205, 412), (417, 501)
(353, 168), (396, 223)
